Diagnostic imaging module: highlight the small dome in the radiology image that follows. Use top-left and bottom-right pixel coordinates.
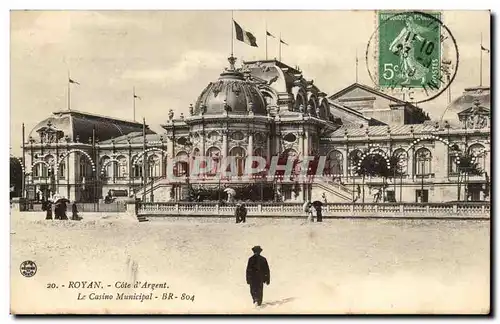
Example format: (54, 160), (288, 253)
(441, 86), (490, 126)
(194, 56), (267, 116)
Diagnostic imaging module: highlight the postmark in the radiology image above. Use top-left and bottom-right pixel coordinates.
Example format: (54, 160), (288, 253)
(20, 260), (37, 277)
(365, 11), (459, 104)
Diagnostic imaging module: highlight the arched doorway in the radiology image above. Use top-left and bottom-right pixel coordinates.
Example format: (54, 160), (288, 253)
(229, 147), (246, 177)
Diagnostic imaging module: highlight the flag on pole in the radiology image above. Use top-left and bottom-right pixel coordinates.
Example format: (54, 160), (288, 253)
(233, 20), (258, 47)
(481, 45), (490, 53)
(69, 78), (80, 85)
(134, 94), (141, 100)
(266, 30), (276, 38)
(280, 38), (289, 46)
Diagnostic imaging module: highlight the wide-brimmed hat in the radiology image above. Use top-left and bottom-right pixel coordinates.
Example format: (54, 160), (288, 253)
(252, 246), (263, 253)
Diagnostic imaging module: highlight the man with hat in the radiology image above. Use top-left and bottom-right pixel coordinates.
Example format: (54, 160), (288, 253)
(246, 245), (270, 307)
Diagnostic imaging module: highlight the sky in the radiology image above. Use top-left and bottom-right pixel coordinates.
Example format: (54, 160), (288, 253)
(10, 10), (490, 156)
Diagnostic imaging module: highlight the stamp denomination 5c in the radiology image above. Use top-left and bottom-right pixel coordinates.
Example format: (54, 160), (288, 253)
(366, 10), (459, 104)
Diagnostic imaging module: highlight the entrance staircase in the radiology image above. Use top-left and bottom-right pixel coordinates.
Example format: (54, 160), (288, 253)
(311, 176), (353, 202)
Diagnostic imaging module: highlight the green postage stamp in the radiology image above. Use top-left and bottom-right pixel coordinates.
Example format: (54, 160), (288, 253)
(378, 11), (442, 89)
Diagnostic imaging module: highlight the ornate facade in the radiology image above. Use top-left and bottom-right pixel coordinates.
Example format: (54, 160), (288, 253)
(20, 56), (491, 204)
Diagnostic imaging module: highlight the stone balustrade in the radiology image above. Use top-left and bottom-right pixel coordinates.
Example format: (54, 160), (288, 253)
(137, 201), (490, 219)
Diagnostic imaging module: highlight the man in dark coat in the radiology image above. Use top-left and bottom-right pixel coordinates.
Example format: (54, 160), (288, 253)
(246, 246), (270, 307)
(239, 204), (247, 223)
(44, 201), (53, 220)
(235, 203), (242, 223)
(313, 202), (323, 222)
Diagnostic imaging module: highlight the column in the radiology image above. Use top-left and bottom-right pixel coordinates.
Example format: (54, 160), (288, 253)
(304, 130), (309, 157)
(167, 136), (175, 158)
(266, 134), (271, 163)
(299, 131), (304, 155)
(343, 147), (349, 178)
(407, 148), (414, 178)
(68, 152), (76, 201)
(247, 132), (254, 159)
(247, 132), (254, 180)
(201, 131), (206, 158)
(222, 129), (228, 158)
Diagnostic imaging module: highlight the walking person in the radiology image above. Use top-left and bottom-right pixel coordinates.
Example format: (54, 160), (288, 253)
(246, 246), (270, 308)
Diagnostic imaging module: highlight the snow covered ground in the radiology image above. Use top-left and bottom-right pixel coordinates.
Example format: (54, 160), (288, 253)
(10, 211), (490, 314)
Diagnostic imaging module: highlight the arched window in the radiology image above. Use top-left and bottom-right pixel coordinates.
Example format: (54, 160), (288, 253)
(392, 149), (408, 175)
(79, 156), (88, 180)
(415, 148), (432, 176)
(206, 147), (221, 176)
(175, 151), (189, 177)
(100, 156), (112, 178)
(148, 154), (161, 178)
(58, 161), (66, 179)
(325, 150), (343, 176)
(468, 144), (486, 173)
(116, 155), (127, 178)
(294, 94), (305, 111)
(41, 155), (54, 178)
(229, 147), (246, 176)
(131, 155), (143, 178)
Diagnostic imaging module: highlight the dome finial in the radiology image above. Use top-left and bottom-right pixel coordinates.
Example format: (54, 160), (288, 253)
(228, 54), (237, 71)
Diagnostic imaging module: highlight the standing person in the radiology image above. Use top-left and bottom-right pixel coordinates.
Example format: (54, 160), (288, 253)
(321, 193), (328, 204)
(246, 246), (270, 307)
(45, 200), (53, 220)
(240, 203), (247, 223)
(54, 202), (60, 220)
(60, 202), (69, 220)
(303, 201), (313, 222)
(314, 202), (323, 222)
(235, 203), (242, 223)
(71, 202), (79, 221)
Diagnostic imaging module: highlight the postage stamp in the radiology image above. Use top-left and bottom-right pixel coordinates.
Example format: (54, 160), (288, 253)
(365, 11), (459, 104)
(378, 11), (441, 89)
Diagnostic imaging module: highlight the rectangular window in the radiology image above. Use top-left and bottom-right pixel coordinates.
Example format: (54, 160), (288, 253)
(415, 189), (428, 203)
(386, 190), (396, 202)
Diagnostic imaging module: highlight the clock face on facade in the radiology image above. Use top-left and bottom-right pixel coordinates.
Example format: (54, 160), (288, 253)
(466, 114), (489, 129)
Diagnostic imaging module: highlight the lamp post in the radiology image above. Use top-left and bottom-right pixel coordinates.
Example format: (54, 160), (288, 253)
(184, 138), (193, 201)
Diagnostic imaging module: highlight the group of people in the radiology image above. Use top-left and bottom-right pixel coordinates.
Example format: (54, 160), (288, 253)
(302, 200), (324, 222)
(43, 200), (80, 221)
(235, 203), (247, 223)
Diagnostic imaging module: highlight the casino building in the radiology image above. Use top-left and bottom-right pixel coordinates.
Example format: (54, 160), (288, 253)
(18, 55), (490, 204)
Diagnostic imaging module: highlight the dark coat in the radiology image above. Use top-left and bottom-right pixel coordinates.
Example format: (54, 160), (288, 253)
(246, 254), (270, 285)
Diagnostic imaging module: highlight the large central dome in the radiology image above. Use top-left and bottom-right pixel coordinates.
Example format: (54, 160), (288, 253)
(194, 56), (267, 116)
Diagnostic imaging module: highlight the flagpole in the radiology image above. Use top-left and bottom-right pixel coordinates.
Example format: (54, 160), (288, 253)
(355, 50), (359, 83)
(231, 10), (234, 57)
(142, 117), (146, 201)
(133, 87), (136, 122)
(480, 32), (483, 86)
(67, 70), (71, 111)
(265, 22), (268, 60)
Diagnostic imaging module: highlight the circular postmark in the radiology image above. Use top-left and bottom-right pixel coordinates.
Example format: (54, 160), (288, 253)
(20, 260), (37, 277)
(366, 11), (459, 104)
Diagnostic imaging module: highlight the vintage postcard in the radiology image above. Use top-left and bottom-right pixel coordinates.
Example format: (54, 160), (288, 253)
(10, 10), (490, 314)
